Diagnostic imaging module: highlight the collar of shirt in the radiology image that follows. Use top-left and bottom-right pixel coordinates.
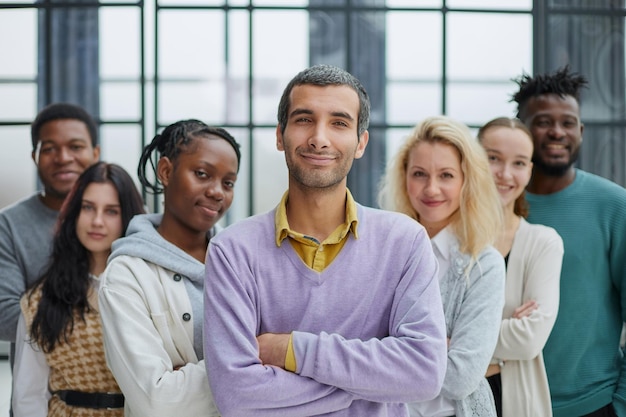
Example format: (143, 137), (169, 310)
(430, 225), (457, 263)
(274, 189), (359, 247)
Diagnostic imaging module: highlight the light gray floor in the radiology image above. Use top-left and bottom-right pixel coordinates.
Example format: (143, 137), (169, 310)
(0, 359), (10, 417)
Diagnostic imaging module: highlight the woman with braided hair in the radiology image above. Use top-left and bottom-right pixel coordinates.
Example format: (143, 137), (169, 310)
(98, 120), (241, 417)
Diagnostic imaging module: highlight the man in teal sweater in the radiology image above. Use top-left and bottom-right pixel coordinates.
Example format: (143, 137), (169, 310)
(513, 66), (626, 417)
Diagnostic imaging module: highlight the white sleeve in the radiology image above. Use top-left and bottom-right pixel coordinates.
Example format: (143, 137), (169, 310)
(12, 313), (51, 417)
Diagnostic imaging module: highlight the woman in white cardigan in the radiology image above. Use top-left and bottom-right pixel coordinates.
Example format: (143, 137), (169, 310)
(98, 120), (241, 417)
(478, 117), (564, 417)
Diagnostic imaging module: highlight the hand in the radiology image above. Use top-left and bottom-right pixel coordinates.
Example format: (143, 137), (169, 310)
(485, 364), (501, 377)
(257, 332), (290, 369)
(512, 300), (538, 319)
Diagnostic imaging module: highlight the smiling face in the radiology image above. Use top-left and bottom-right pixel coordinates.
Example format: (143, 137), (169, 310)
(480, 126), (533, 211)
(76, 182), (123, 260)
(158, 135), (239, 237)
(32, 119), (100, 210)
(521, 93), (583, 177)
(276, 84), (368, 191)
(406, 141), (464, 237)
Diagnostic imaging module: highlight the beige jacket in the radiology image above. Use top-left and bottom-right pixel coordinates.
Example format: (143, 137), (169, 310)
(491, 218), (563, 417)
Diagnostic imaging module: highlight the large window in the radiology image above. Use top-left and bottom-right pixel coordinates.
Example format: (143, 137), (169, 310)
(5, 1), (623, 222)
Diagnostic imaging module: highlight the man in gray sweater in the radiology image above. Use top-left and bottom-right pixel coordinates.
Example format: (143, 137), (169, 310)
(0, 103), (100, 360)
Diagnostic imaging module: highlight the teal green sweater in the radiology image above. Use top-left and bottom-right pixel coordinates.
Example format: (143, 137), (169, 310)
(527, 169), (626, 417)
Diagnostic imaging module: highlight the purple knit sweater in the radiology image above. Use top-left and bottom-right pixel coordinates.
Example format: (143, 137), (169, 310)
(204, 204), (447, 416)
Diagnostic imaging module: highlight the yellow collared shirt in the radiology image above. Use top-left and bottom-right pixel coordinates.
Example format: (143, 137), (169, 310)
(275, 189), (359, 272)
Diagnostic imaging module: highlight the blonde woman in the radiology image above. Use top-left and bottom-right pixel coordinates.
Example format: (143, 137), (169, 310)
(379, 115), (505, 417)
(478, 117), (563, 417)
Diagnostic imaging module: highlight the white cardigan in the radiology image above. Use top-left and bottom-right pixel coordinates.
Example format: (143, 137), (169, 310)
(491, 218), (563, 417)
(98, 255), (219, 417)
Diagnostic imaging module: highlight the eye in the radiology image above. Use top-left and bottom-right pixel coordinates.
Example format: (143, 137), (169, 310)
(106, 208), (120, 216)
(224, 180), (236, 189)
(441, 172), (454, 179)
(195, 170), (208, 179)
(535, 119), (551, 127)
(487, 155), (499, 162)
(70, 144), (86, 151)
(81, 203), (94, 211)
(514, 160), (528, 167)
(40, 146), (55, 154)
(411, 170), (426, 178)
(333, 120), (349, 127)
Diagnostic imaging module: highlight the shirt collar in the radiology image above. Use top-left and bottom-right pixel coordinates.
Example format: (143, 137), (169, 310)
(275, 189), (359, 246)
(430, 225), (456, 261)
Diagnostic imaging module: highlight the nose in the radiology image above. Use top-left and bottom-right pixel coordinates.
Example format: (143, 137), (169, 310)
(549, 123), (566, 139)
(424, 177), (439, 196)
(55, 146), (73, 164)
(495, 164), (512, 180)
(92, 210), (104, 226)
(307, 124), (330, 150)
(205, 179), (225, 201)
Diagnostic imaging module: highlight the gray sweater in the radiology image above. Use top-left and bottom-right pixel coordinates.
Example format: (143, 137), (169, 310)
(0, 194), (58, 343)
(409, 227), (505, 417)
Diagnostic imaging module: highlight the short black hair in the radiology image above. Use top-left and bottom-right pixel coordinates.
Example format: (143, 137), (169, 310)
(31, 103), (99, 151)
(512, 66), (589, 119)
(277, 64), (370, 136)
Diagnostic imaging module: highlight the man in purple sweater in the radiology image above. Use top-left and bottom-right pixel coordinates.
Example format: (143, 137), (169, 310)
(203, 64), (447, 417)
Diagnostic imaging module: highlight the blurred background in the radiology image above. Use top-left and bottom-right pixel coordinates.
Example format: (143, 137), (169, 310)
(0, 1), (625, 397)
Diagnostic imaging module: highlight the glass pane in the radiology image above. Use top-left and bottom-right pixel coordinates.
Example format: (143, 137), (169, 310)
(0, 9), (36, 78)
(387, 11), (442, 79)
(101, 82), (141, 121)
(252, 128), (288, 215)
(99, 124), (143, 191)
(252, 10), (308, 124)
(252, 0), (309, 5)
(158, 11), (225, 78)
(222, 127), (250, 224)
(252, 11), (308, 78)
(384, 127), (414, 165)
(447, 0), (531, 10)
(447, 12), (532, 79)
(158, 82), (226, 125)
(0, 126), (37, 208)
(100, 7), (141, 78)
(447, 83), (518, 127)
(158, 0), (227, 5)
(386, 83), (442, 124)
(549, 0), (624, 9)
(225, 10), (250, 125)
(548, 14), (626, 123)
(0, 84), (37, 121)
(386, 0), (442, 7)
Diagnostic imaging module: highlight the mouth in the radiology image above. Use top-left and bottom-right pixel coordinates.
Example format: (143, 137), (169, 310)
(198, 204), (221, 217)
(53, 170), (79, 181)
(300, 153), (336, 166)
(421, 200), (444, 208)
(87, 232), (106, 239)
(496, 184), (513, 192)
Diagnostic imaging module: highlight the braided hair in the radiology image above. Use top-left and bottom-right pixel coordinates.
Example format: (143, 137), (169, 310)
(138, 120), (241, 194)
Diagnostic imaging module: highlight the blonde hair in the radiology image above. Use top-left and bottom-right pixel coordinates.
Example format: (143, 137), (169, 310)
(379, 115), (503, 259)
(477, 116), (533, 218)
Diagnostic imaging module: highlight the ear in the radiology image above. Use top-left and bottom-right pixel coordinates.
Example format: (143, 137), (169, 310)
(276, 125), (285, 151)
(31, 149), (37, 165)
(354, 130), (369, 160)
(580, 122), (584, 142)
(157, 156), (173, 187)
(92, 145), (101, 161)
